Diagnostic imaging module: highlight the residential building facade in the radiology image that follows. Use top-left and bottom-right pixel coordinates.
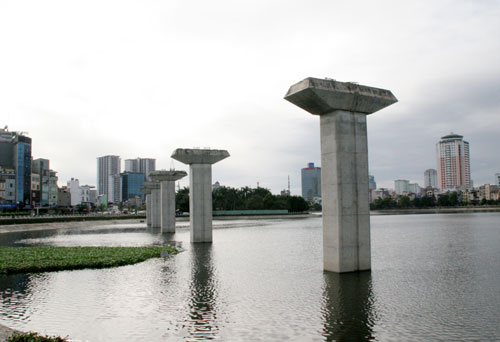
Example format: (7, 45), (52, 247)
(0, 128), (32, 204)
(436, 133), (471, 190)
(32, 158), (51, 205)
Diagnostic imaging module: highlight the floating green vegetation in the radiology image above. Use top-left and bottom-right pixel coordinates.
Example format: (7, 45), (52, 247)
(7, 331), (69, 342)
(0, 246), (178, 274)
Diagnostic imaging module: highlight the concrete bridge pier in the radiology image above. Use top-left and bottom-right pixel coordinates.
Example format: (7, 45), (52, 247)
(285, 77), (397, 273)
(149, 170), (188, 233)
(139, 187), (152, 228)
(144, 181), (161, 229)
(171, 148), (230, 243)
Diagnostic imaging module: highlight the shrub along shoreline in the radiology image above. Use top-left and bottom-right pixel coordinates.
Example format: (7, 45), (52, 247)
(0, 246), (178, 274)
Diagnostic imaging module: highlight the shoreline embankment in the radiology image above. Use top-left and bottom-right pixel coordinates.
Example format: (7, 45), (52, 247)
(371, 206), (500, 215)
(2, 208), (500, 234)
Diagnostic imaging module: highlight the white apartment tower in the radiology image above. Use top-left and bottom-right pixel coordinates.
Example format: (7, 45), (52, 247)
(424, 169), (437, 188)
(495, 173), (500, 187)
(394, 179), (409, 195)
(436, 133), (471, 190)
(97, 155), (121, 203)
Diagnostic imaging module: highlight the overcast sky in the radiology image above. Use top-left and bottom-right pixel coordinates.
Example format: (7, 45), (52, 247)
(1, 0), (499, 194)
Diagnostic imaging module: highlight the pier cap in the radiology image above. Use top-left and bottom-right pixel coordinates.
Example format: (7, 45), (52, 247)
(143, 181), (160, 190)
(149, 170), (187, 182)
(139, 187), (151, 195)
(284, 77), (398, 115)
(171, 148), (230, 165)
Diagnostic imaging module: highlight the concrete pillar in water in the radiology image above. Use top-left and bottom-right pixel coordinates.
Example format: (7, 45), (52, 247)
(144, 181), (161, 229)
(139, 187), (152, 227)
(171, 148), (230, 243)
(285, 77), (397, 273)
(149, 170), (188, 233)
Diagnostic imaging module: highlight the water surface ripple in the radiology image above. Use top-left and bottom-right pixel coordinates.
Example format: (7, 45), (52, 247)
(0, 214), (499, 341)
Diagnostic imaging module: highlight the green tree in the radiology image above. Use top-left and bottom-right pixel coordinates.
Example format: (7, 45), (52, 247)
(287, 196), (309, 212)
(176, 187), (190, 213)
(411, 197), (422, 208)
(398, 196), (411, 208)
(437, 194), (450, 206)
(449, 191), (459, 206)
(311, 203), (322, 211)
(421, 194), (436, 207)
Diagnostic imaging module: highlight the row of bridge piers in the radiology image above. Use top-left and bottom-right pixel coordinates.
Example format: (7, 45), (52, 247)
(140, 148), (229, 243)
(139, 77), (397, 273)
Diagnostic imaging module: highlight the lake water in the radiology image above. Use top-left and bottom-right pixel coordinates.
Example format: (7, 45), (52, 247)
(0, 213), (499, 341)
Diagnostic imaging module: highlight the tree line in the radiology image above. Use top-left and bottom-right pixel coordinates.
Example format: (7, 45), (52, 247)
(370, 191), (500, 210)
(175, 186), (311, 213)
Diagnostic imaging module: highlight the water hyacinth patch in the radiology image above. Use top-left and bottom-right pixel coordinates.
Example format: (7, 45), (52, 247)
(0, 246), (178, 274)
(7, 331), (69, 342)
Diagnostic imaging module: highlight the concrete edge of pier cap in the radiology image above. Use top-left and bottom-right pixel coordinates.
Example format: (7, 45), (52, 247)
(143, 181), (160, 190)
(284, 77), (398, 115)
(171, 148), (230, 165)
(149, 170), (188, 182)
(139, 187), (151, 195)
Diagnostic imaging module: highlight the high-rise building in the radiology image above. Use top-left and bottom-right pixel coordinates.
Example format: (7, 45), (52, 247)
(120, 172), (145, 201)
(301, 162), (321, 201)
(394, 179), (409, 195)
(369, 175), (377, 190)
(495, 173), (500, 187)
(124, 158), (156, 181)
(424, 169), (437, 188)
(436, 133), (471, 190)
(124, 159), (139, 173)
(408, 183), (420, 194)
(0, 127), (32, 205)
(97, 155), (121, 203)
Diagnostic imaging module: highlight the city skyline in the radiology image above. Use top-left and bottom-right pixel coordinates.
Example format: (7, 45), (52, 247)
(1, 1), (499, 193)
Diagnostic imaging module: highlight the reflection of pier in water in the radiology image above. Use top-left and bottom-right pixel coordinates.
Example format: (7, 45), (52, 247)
(183, 244), (219, 340)
(321, 272), (375, 341)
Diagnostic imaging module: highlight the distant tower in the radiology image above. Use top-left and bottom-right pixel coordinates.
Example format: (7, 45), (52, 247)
(394, 179), (409, 195)
(125, 158), (156, 181)
(138, 158), (156, 181)
(97, 155), (121, 203)
(368, 175), (376, 190)
(301, 162), (321, 201)
(436, 133), (471, 190)
(124, 159), (139, 173)
(424, 169), (437, 188)
(495, 173), (500, 187)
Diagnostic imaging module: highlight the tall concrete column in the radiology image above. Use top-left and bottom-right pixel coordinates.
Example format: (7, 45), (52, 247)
(149, 170), (187, 233)
(144, 181), (161, 229)
(140, 187), (152, 227)
(285, 77), (397, 273)
(146, 194), (152, 227)
(171, 148), (230, 243)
